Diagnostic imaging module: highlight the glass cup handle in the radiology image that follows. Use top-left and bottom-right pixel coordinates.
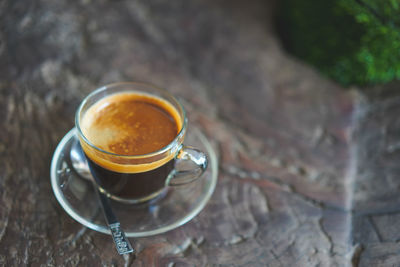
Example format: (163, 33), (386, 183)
(166, 145), (208, 186)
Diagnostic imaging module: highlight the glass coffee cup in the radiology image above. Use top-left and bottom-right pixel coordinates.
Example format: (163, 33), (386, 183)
(75, 82), (208, 204)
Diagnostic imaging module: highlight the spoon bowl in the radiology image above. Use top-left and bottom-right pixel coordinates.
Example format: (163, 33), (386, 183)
(70, 139), (92, 181)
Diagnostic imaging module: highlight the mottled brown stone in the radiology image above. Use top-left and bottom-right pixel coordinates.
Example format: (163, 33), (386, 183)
(1, 0), (399, 266)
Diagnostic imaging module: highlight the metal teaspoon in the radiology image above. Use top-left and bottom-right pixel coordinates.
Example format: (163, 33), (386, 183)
(70, 139), (134, 255)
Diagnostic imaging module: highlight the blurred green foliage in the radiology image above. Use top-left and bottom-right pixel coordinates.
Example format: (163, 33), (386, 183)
(277, 0), (400, 86)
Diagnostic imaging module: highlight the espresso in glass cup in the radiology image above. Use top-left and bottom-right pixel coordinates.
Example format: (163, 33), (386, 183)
(75, 82), (208, 203)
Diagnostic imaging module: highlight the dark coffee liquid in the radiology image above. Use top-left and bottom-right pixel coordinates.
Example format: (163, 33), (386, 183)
(80, 92), (182, 201)
(86, 156), (175, 200)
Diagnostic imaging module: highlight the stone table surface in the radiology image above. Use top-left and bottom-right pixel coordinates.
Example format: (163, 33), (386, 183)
(1, 0), (400, 266)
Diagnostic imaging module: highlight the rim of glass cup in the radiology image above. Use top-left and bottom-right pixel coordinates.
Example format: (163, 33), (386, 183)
(75, 81), (188, 159)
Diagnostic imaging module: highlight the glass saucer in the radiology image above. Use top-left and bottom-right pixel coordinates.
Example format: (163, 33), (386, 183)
(50, 127), (218, 237)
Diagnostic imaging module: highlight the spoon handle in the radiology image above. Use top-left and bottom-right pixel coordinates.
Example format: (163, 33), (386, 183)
(95, 186), (134, 254)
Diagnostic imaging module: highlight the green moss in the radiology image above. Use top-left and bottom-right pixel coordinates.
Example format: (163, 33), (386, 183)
(277, 0), (400, 86)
